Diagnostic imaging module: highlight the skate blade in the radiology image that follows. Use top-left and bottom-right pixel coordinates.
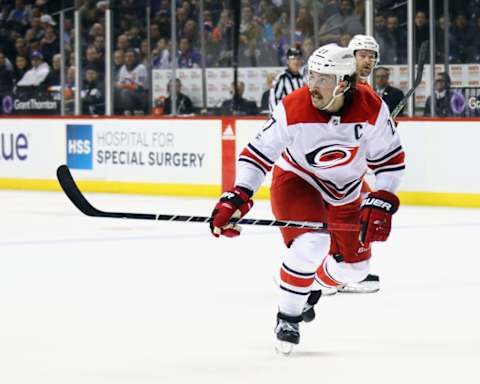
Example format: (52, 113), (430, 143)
(321, 287), (338, 296)
(338, 283), (380, 294)
(275, 340), (295, 355)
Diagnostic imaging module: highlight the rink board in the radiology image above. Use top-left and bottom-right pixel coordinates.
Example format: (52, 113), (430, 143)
(0, 116), (479, 207)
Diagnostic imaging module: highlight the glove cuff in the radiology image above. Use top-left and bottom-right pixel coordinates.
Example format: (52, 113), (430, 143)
(219, 187), (252, 210)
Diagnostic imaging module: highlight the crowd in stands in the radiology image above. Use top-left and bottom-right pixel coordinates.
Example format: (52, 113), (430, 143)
(1, 0), (480, 116)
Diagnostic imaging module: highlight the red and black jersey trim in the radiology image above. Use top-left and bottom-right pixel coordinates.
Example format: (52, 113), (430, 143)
(374, 165), (406, 176)
(367, 145), (405, 176)
(238, 158), (267, 175)
(238, 144), (275, 175)
(247, 144), (275, 165)
(367, 145), (403, 165)
(283, 149), (363, 201)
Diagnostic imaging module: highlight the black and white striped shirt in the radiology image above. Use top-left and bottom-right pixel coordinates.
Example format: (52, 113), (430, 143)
(269, 69), (304, 112)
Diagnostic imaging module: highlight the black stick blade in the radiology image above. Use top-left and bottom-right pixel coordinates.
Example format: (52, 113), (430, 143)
(57, 164), (106, 217)
(56, 165), (156, 220)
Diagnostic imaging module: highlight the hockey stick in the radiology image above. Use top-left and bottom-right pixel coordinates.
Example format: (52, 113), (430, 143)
(391, 41), (429, 119)
(56, 165), (360, 232)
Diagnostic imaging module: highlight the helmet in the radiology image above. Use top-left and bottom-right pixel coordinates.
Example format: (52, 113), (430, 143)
(348, 34), (380, 64)
(307, 43), (356, 82)
(286, 47), (302, 59)
(307, 44), (356, 110)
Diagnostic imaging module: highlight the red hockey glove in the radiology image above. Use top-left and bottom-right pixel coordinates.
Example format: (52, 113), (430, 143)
(359, 190), (400, 247)
(210, 187), (254, 238)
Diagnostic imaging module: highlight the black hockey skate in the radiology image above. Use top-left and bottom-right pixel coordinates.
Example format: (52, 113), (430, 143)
(302, 290), (322, 323)
(275, 312), (302, 355)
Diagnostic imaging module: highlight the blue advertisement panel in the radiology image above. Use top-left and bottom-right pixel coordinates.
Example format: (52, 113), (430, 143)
(66, 124), (93, 170)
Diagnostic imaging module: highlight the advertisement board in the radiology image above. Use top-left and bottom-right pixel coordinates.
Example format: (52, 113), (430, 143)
(0, 118), (222, 189)
(0, 119), (64, 179)
(68, 119), (222, 185)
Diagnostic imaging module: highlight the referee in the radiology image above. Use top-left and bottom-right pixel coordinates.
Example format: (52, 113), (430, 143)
(268, 47), (304, 112)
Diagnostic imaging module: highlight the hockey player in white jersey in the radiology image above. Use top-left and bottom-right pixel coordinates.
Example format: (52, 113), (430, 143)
(209, 44), (404, 353)
(348, 34), (380, 84)
(335, 34), (383, 294)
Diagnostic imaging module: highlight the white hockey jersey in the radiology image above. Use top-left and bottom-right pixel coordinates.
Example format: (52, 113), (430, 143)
(235, 84), (405, 206)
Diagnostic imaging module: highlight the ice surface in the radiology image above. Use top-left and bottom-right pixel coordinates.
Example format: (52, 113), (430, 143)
(0, 190), (479, 384)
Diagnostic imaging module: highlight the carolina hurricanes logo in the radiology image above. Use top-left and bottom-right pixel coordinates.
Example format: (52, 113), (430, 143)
(305, 144), (359, 169)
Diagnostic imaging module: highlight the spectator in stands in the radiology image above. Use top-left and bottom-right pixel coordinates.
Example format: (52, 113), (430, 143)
(177, 37), (201, 68)
(0, 51), (13, 94)
(374, 66), (404, 114)
(115, 49), (148, 115)
(180, 19), (199, 45)
(203, 9), (214, 35)
(13, 55), (29, 85)
(113, 49), (124, 80)
(152, 37), (170, 69)
(40, 14), (56, 30)
(66, 65), (75, 91)
(80, 0), (101, 29)
(338, 33), (352, 47)
(262, 5), (278, 45)
(116, 34), (130, 52)
(450, 13), (476, 63)
(40, 26), (59, 65)
(295, 5), (313, 40)
(46, 53), (61, 87)
(301, 37), (314, 60)
(238, 33), (278, 67)
(156, 9), (171, 39)
(15, 37), (29, 59)
(0, 26), (16, 61)
(374, 13), (397, 64)
(93, 35), (105, 57)
(26, 16), (45, 41)
(0, 48), (14, 71)
(7, 0), (30, 33)
(140, 39), (149, 66)
(16, 50), (50, 87)
(84, 46), (103, 74)
(238, 5), (278, 67)
(319, 0), (364, 45)
(163, 78), (194, 115)
(260, 72), (276, 113)
(424, 72), (454, 117)
(180, 0), (198, 21)
(415, 10), (429, 55)
(126, 25), (142, 49)
(88, 22), (104, 44)
(221, 81), (258, 116)
(63, 18), (73, 46)
(387, 14), (406, 64)
(435, 16), (449, 63)
(212, 9), (234, 65)
(150, 23), (161, 44)
(82, 66), (104, 115)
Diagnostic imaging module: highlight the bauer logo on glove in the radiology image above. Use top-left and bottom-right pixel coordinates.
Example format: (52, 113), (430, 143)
(359, 190), (399, 247)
